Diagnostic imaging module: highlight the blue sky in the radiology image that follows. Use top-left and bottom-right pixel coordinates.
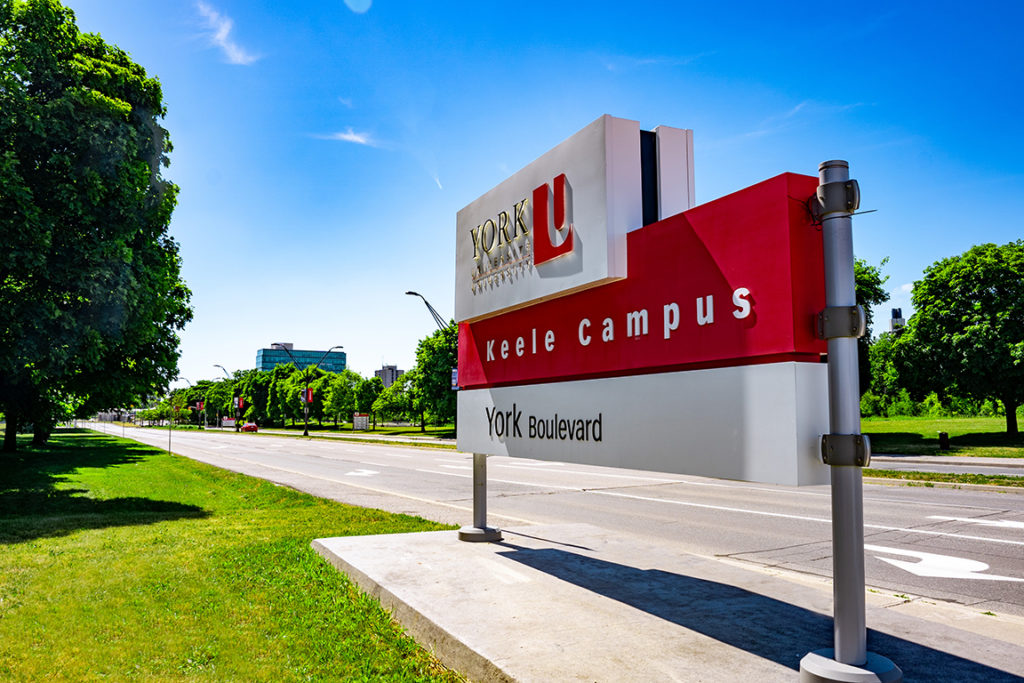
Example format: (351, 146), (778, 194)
(63, 0), (1024, 387)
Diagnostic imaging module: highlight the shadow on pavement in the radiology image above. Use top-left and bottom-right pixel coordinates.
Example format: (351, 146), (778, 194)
(498, 546), (1022, 682)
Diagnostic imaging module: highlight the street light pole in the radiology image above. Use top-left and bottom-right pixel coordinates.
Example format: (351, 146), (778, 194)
(168, 377), (191, 456)
(214, 362), (239, 432)
(406, 291), (457, 433)
(272, 344), (343, 437)
(405, 291), (448, 331)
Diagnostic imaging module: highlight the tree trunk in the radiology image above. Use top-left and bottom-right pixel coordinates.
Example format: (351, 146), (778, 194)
(32, 421), (52, 447)
(3, 412), (18, 453)
(1004, 399), (1019, 435)
(420, 409), (425, 433)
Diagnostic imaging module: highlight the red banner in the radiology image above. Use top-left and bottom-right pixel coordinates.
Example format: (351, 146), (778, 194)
(458, 173), (825, 389)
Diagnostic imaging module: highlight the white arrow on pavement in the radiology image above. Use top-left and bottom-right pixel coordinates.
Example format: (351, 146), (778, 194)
(866, 544), (1024, 582)
(345, 469), (379, 477)
(927, 515), (1024, 530)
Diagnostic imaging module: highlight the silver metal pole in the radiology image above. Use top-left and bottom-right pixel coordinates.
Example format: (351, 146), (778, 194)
(458, 453), (502, 542)
(820, 160), (866, 665)
(801, 162), (900, 682)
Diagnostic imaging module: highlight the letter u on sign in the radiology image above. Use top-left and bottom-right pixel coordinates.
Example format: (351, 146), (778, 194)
(533, 174), (574, 265)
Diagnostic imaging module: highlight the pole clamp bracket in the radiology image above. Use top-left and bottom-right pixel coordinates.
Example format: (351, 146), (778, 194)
(821, 433), (871, 467)
(816, 179), (861, 218)
(817, 305), (866, 340)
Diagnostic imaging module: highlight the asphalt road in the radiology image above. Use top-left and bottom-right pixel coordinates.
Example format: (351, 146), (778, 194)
(110, 424), (1024, 618)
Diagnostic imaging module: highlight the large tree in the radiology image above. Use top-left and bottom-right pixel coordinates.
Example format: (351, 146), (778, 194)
(412, 322), (457, 426)
(325, 369), (360, 426)
(900, 241), (1024, 434)
(0, 0), (191, 450)
(854, 257), (890, 395)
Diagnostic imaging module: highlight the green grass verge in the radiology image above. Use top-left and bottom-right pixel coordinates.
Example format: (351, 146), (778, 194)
(863, 416), (1024, 458)
(272, 424), (456, 439)
(867, 468), (1024, 488)
(0, 430), (462, 681)
(251, 430), (457, 450)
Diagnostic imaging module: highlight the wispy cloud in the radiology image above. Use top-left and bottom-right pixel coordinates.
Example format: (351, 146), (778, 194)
(344, 0), (372, 13)
(338, 97), (354, 109)
(602, 51), (714, 72)
(196, 2), (259, 65)
(315, 127), (381, 147)
(707, 100), (869, 148)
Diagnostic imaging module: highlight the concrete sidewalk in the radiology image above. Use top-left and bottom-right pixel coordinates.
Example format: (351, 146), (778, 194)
(313, 523), (1024, 682)
(871, 454), (1024, 470)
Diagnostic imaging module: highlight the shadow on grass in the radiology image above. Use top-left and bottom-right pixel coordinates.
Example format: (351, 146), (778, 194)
(499, 547), (1021, 682)
(952, 431), (1024, 447)
(0, 432), (208, 544)
(866, 432), (936, 455)
(867, 430), (1024, 456)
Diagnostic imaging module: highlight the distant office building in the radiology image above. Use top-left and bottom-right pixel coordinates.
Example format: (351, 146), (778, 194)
(375, 364), (405, 388)
(256, 343), (347, 373)
(890, 308), (906, 332)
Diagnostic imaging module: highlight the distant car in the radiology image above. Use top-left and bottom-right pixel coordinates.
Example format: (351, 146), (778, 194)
(241, 422), (258, 432)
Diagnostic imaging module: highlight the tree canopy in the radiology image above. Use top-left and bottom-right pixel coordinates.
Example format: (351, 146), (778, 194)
(1, 0), (191, 450)
(854, 257), (890, 395)
(412, 322), (457, 426)
(898, 241), (1024, 434)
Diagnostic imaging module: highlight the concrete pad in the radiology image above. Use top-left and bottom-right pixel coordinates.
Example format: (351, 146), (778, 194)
(313, 523), (1024, 682)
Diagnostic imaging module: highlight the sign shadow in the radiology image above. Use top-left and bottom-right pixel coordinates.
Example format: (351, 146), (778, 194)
(497, 546), (1021, 682)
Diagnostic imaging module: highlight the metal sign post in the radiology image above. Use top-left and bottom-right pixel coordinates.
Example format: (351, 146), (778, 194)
(458, 453), (502, 542)
(799, 161), (901, 682)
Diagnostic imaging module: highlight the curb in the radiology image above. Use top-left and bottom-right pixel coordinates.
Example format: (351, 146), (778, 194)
(864, 477), (1024, 494)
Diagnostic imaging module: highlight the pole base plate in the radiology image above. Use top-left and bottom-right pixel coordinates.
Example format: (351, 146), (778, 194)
(458, 526), (503, 543)
(800, 649), (901, 682)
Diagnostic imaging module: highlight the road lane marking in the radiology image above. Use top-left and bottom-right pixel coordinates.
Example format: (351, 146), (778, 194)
(201, 453), (538, 524)
(927, 516), (1024, 529)
(414, 469), (582, 491)
(590, 491), (1024, 547)
(345, 469), (379, 477)
(866, 545), (1024, 582)
(493, 463), (685, 483)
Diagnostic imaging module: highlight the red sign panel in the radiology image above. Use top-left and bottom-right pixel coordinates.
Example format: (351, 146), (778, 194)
(458, 173), (825, 389)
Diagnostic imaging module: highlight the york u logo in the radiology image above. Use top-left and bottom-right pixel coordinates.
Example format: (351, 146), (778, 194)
(468, 173), (576, 293)
(532, 173), (575, 265)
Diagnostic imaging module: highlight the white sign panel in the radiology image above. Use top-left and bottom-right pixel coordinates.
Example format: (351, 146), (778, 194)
(458, 363), (829, 487)
(455, 115), (645, 322)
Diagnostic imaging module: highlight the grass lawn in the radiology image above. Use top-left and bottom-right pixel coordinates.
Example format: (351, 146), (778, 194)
(0, 430), (462, 681)
(867, 469), (1024, 488)
(863, 416), (1024, 458)
(272, 423), (456, 439)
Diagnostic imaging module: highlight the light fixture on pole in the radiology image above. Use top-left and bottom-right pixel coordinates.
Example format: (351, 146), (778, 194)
(406, 290), (458, 433)
(271, 343), (343, 437)
(405, 291), (448, 332)
(214, 364), (239, 432)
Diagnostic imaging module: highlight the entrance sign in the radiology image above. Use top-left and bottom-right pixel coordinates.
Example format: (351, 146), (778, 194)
(456, 115), (693, 323)
(454, 136), (900, 678)
(457, 162), (830, 486)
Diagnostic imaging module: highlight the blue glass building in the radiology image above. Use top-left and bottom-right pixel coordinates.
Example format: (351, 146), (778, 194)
(256, 344), (347, 373)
